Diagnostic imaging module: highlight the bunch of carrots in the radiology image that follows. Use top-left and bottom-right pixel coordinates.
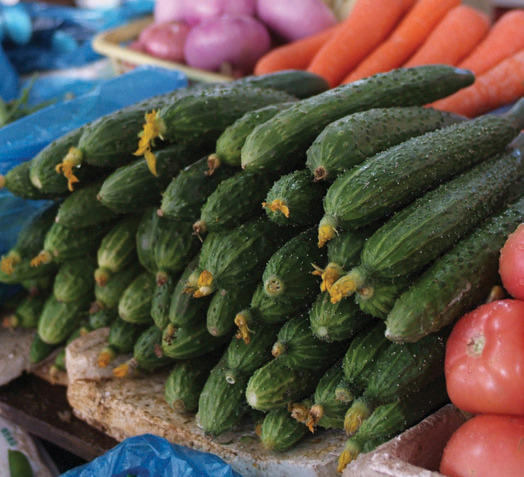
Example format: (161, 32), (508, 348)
(254, 0), (524, 118)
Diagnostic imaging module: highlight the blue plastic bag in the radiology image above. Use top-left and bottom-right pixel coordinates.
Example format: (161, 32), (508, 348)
(61, 434), (242, 477)
(0, 44), (19, 101)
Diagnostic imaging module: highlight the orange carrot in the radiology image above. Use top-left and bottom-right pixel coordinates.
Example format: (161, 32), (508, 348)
(254, 24), (342, 75)
(403, 5), (490, 68)
(306, 0), (416, 87)
(431, 49), (524, 118)
(342, 0), (460, 83)
(458, 9), (524, 75)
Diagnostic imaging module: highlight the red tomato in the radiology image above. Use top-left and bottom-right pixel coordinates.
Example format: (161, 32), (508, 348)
(440, 414), (524, 477)
(499, 223), (524, 300)
(445, 299), (524, 415)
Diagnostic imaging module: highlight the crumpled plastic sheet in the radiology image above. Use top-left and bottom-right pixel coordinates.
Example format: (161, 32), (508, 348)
(61, 434), (243, 477)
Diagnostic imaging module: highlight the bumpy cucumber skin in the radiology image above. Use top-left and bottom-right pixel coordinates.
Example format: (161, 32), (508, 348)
(133, 325), (174, 371)
(53, 257), (96, 303)
(136, 207), (159, 274)
(4, 161), (57, 200)
(216, 102), (294, 167)
(94, 261), (143, 309)
(327, 228), (374, 271)
(108, 317), (146, 353)
(355, 280), (411, 320)
(323, 108), (524, 230)
(309, 292), (368, 342)
(88, 307), (118, 330)
(312, 361), (347, 429)
(306, 106), (465, 182)
(13, 295), (46, 328)
(159, 86), (296, 146)
(386, 195), (524, 343)
(197, 170), (275, 233)
(151, 274), (177, 330)
(206, 286), (254, 337)
(241, 65), (475, 172)
(0, 258), (57, 285)
(29, 332), (58, 364)
(55, 180), (117, 228)
(263, 169), (327, 226)
(160, 157), (236, 222)
(118, 271), (156, 324)
(260, 408), (309, 452)
(359, 149), (523, 280)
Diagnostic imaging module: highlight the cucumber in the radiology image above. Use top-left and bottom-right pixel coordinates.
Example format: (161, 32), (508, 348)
(5, 294), (46, 328)
(118, 271), (156, 324)
(0, 201), (59, 276)
(306, 106), (465, 182)
(195, 218), (292, 298)
(93, 261), (143, 311)
(193, 170), (275, 236)
(343, 330), (447, 435)
(337, 378), (449, 472)
(8, 449), (33, 477)
(135, 207), (159, 273)
(309, 292), (368, 342)
(245, 359), (324, 412)
(355, 279), (411, 319)
(329, 147), (524, 303)
(197, 360), (250, 435)
(263, 169), (328, 226)
(386, 194), (524, 343)
(88, 307), (118, 330)
(260, 408), (309, 452)
(206, 285), (254, 337)
(319, 98), (524, 245)
(0, 258), (57, 286)
(37, 293), (90, 344)
(30, 221), (111, 267)
(211, 102), (295, 170)
(164, 354), (219, 412)
(151, 274), (177, 330)
(97, 143), (206, 213)
(1, 160), (56, 200)
(54, 180), (117, 228)
(94, 215), (141, 287)
(53, 257), (96, 303)
(51, 324), (90, 372)
(133, 324), (174, 371)
(29, 332), (58, 364)
(241, 65), (475, 173)
(159, 156), (236, 222)
(271, 315), (347, 370)
(97, 317), (146, 367)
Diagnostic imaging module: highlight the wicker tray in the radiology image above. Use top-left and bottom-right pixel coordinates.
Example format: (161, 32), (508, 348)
(92, 16), (234, 82)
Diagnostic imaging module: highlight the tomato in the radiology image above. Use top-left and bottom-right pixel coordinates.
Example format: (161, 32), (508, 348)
(444, 299), (524, 415)
(499, 223), (524, 300)
(440, 414), (524, 477)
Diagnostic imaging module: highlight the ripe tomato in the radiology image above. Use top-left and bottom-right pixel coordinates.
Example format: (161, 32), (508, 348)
(440, 414), (524, 477)
(444, 299), (524, 415)
(499, 223), (524, 300)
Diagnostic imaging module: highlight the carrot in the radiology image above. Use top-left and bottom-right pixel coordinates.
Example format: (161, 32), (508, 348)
(431, 49), (524, 118)
(306, 0), (416, 87)
(458, 9), (524, 75)
(254, 24), (342, 75)
(342, 0), (460, 83)
(403, 5), (490, 68)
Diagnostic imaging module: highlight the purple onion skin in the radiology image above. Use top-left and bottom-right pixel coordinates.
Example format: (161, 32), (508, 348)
(183, 0), (257, 27)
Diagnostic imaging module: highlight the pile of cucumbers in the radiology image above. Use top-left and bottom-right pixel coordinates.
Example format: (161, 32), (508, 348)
(1, 65), (523, 469)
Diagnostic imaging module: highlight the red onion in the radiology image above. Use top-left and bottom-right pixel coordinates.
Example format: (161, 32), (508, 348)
(184, 14), (271, 76)
(256, 0), (337, 41)
(183, 0), (257, 27)
(153, 0), (186, 23)
(139, 21), (191, 62)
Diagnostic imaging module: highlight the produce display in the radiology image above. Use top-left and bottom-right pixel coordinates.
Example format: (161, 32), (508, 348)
(0, 60), (523, 476)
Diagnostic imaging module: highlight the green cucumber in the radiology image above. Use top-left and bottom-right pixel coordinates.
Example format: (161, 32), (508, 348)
(94, 215), (141, 287)
(0, 258), (57, 286)
(8, 449), (33, 477)
(136, 207), (160, 273)
(0, 201), (59, 276)
(54, 180), (117, 228)
(260, 408), (309, 452)
(355, 279), (411, 319)
(241, 65), (475, 173)
(343, 330), (447, 435)
(211, 102), (295, 170)
(88, 307), (118, 330)
(1, 160), (56, 200)
(53, 257), (96, 303)
(118, 271), (156, 324)
(386, 194), (524, 343)
(197, 360), (250, 435)
(159, 156), (236, 222)
(93, 261), (143, 311)
(133, 325), (174, 371)
(337, 378), (448, 472)
(97, 317), (146, 367)
(164, 354), (219, 412)
(193, 170), (275, 236)
(263, 169), (328, 226)
(245, 359), (324, 412)
(37, 293), (90, 344)
(319, 98), (524, 244)
(29, 332), (58, 364)
(306, 106), (465, 182)
(329, 147), (524, 302)
(195, 218), (292, 297)
(271, 315), (347, 370)
(309, 292), (368, 342)
(5, 294), (46, 328)
(151, 274), (177, 330)
(97, 143), (206, 213)
(206, 285), (254, 337)
(52, 324), (90, 372)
